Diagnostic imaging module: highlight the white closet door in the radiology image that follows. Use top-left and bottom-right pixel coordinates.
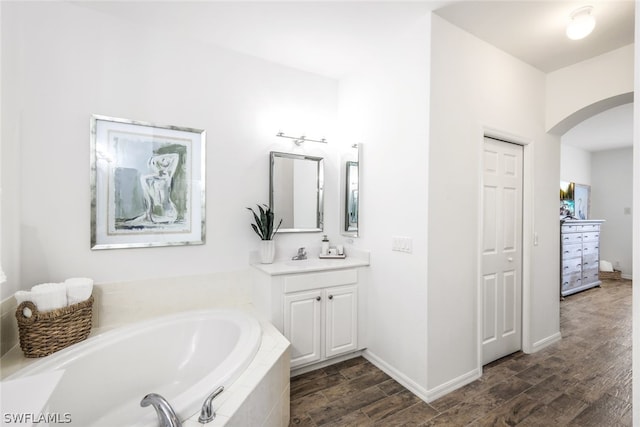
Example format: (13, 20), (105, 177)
(482, 137), (523, 365)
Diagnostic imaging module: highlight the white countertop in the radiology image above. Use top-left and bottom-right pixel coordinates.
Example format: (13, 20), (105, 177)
(251, 254), (370, 276)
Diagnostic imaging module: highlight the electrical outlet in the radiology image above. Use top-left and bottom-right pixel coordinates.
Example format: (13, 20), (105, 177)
(392, 236), (413, 253)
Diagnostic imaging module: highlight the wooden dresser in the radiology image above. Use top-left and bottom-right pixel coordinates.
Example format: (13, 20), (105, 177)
(560, 219), (605, 297)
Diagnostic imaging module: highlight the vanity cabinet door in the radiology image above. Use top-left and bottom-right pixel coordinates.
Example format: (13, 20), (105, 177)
(284, 290), (322, 368)
(325, 285), (358, 359)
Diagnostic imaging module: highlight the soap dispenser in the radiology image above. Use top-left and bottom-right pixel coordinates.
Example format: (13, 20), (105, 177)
(321, 235), (329, 256)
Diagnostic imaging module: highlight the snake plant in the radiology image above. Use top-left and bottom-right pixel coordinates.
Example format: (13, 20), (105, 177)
(246, 204), (282, 240)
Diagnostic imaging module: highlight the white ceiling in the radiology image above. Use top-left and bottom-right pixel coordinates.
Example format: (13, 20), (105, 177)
(434, 0), (635, 73)
(79, 0), (635, 151)
(76, 1), (441, 79)
(434, 1), (635, 152)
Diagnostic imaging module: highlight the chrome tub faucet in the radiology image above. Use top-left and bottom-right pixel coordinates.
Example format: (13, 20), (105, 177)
(140, 393), (182, 427)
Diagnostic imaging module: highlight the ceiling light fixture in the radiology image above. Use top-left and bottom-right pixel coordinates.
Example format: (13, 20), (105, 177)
(566, 6), (596, 40)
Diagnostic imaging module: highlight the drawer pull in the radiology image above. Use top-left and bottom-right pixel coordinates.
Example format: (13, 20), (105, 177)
(316, 296), (321, 301)
(328, 295), (333, 300)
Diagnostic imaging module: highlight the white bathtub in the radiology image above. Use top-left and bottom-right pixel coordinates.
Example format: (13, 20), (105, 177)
(6, 309), (262, 426)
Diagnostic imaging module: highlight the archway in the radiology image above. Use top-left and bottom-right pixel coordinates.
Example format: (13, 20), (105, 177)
(549, 92), (633, 136)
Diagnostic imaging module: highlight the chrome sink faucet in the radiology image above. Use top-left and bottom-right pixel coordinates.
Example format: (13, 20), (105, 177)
(140, 393), (182, 427)
(292, 247), (307, 260)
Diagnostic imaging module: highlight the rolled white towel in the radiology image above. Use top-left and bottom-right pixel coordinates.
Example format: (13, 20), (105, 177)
(30, 283), (67, 312)
(14, 291), (36, 318)
(14, 290), (32, 305)
(600, 260), (614, 272)
(64, 277), (94, 305)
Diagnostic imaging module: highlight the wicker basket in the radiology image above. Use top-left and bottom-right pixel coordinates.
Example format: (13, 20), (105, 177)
(599, 270), (622, 280)
(16, 295), (94, 358)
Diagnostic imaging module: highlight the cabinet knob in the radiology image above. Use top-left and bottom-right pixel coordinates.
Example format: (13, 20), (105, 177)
(316, 296), (321, 301)
(328, 295), (334, 300)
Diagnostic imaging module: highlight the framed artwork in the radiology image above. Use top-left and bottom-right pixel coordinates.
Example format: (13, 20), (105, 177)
(560, 181), (575, 200)
(90, 115), (206, 249)
(574, 183), (591, 220)
(560, 199), (575, 219)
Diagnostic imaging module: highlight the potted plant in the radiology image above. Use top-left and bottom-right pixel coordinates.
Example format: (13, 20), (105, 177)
(247, 204), (282, 263)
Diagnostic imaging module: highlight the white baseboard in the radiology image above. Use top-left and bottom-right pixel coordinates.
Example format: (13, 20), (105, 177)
(290, 350), (364, 377)
(527, 331), (562, 353)
(622, 273), (632, 280)
(422, 366), (482, 402)
(362, 350), (481, 403)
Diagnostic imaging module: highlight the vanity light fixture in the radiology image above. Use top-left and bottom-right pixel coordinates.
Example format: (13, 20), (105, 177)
(276, 131), (327, 146)
(566, 6), (596, 40)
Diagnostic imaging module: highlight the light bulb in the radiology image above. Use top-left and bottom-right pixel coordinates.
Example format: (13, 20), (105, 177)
(566, 6), (596, 40)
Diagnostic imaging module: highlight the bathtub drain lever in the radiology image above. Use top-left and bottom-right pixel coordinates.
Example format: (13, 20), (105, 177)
(198, 386), (225, 423)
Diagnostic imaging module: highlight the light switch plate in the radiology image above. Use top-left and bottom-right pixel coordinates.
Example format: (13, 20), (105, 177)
(392, 236), (413, 253)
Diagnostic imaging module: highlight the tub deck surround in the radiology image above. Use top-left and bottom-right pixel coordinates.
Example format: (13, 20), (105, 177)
(2, 309), (290, 426)
(0, 271), (255, 357)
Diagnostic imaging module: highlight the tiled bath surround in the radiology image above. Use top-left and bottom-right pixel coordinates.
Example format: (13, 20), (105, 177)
(1, 270), (253, 356)
(0, 271), (290, 426)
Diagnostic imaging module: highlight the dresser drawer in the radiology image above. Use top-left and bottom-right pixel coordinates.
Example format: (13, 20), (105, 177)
(582, 255), (599, 270)
(579, 224), (600, 233)
(562, 274), (582, 291)
(582, 267), (600, 283)
(561, 244), (582, 260)
(561, 233), (583, 245)
(562, 259), (583, 275)
(582, 241), (599, 256)
(582, 232), (600, 242)
(561, 224), (581, 233)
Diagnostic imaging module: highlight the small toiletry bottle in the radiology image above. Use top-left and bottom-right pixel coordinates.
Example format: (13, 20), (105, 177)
(321, 235), (329, 255)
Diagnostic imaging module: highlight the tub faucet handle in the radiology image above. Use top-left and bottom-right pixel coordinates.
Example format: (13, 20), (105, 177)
(140, 393), (182, 427)
(199, 386), (224, 423)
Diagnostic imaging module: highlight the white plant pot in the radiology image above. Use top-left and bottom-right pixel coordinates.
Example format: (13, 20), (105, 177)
(260, 240), (275, 264)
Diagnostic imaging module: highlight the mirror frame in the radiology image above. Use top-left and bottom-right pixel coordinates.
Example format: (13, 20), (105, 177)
(345, 160), (359, 233)
(341, 143), (361, 238)
(269, 151), (324, 233)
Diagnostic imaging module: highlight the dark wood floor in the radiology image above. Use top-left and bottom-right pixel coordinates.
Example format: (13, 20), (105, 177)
(289, 279), (632, 426)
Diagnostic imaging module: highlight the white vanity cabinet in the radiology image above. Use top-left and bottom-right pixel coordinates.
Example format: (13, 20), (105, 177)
(284, 284), (357, 367)
(251, 257), (368, 371)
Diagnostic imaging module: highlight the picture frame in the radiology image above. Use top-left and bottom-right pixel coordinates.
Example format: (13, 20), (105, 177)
(90, 115), (206, 250)
(574, 183), (591, 220)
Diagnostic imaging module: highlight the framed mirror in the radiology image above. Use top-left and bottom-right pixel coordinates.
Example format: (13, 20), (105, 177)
(270, 151), (324, 233)
(341, 143), (360, 237)
(345, 161), (359, 232)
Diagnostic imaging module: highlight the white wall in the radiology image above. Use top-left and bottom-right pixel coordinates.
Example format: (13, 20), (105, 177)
(591, 148), (633, 278)
(632, 7), (640, 420)
(560, 144), (591, 185)
(546, 44), (634, 134)
(338, 13), (431, 396)
(429, 15), (560, 393)
(0, 1), (341, 300)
